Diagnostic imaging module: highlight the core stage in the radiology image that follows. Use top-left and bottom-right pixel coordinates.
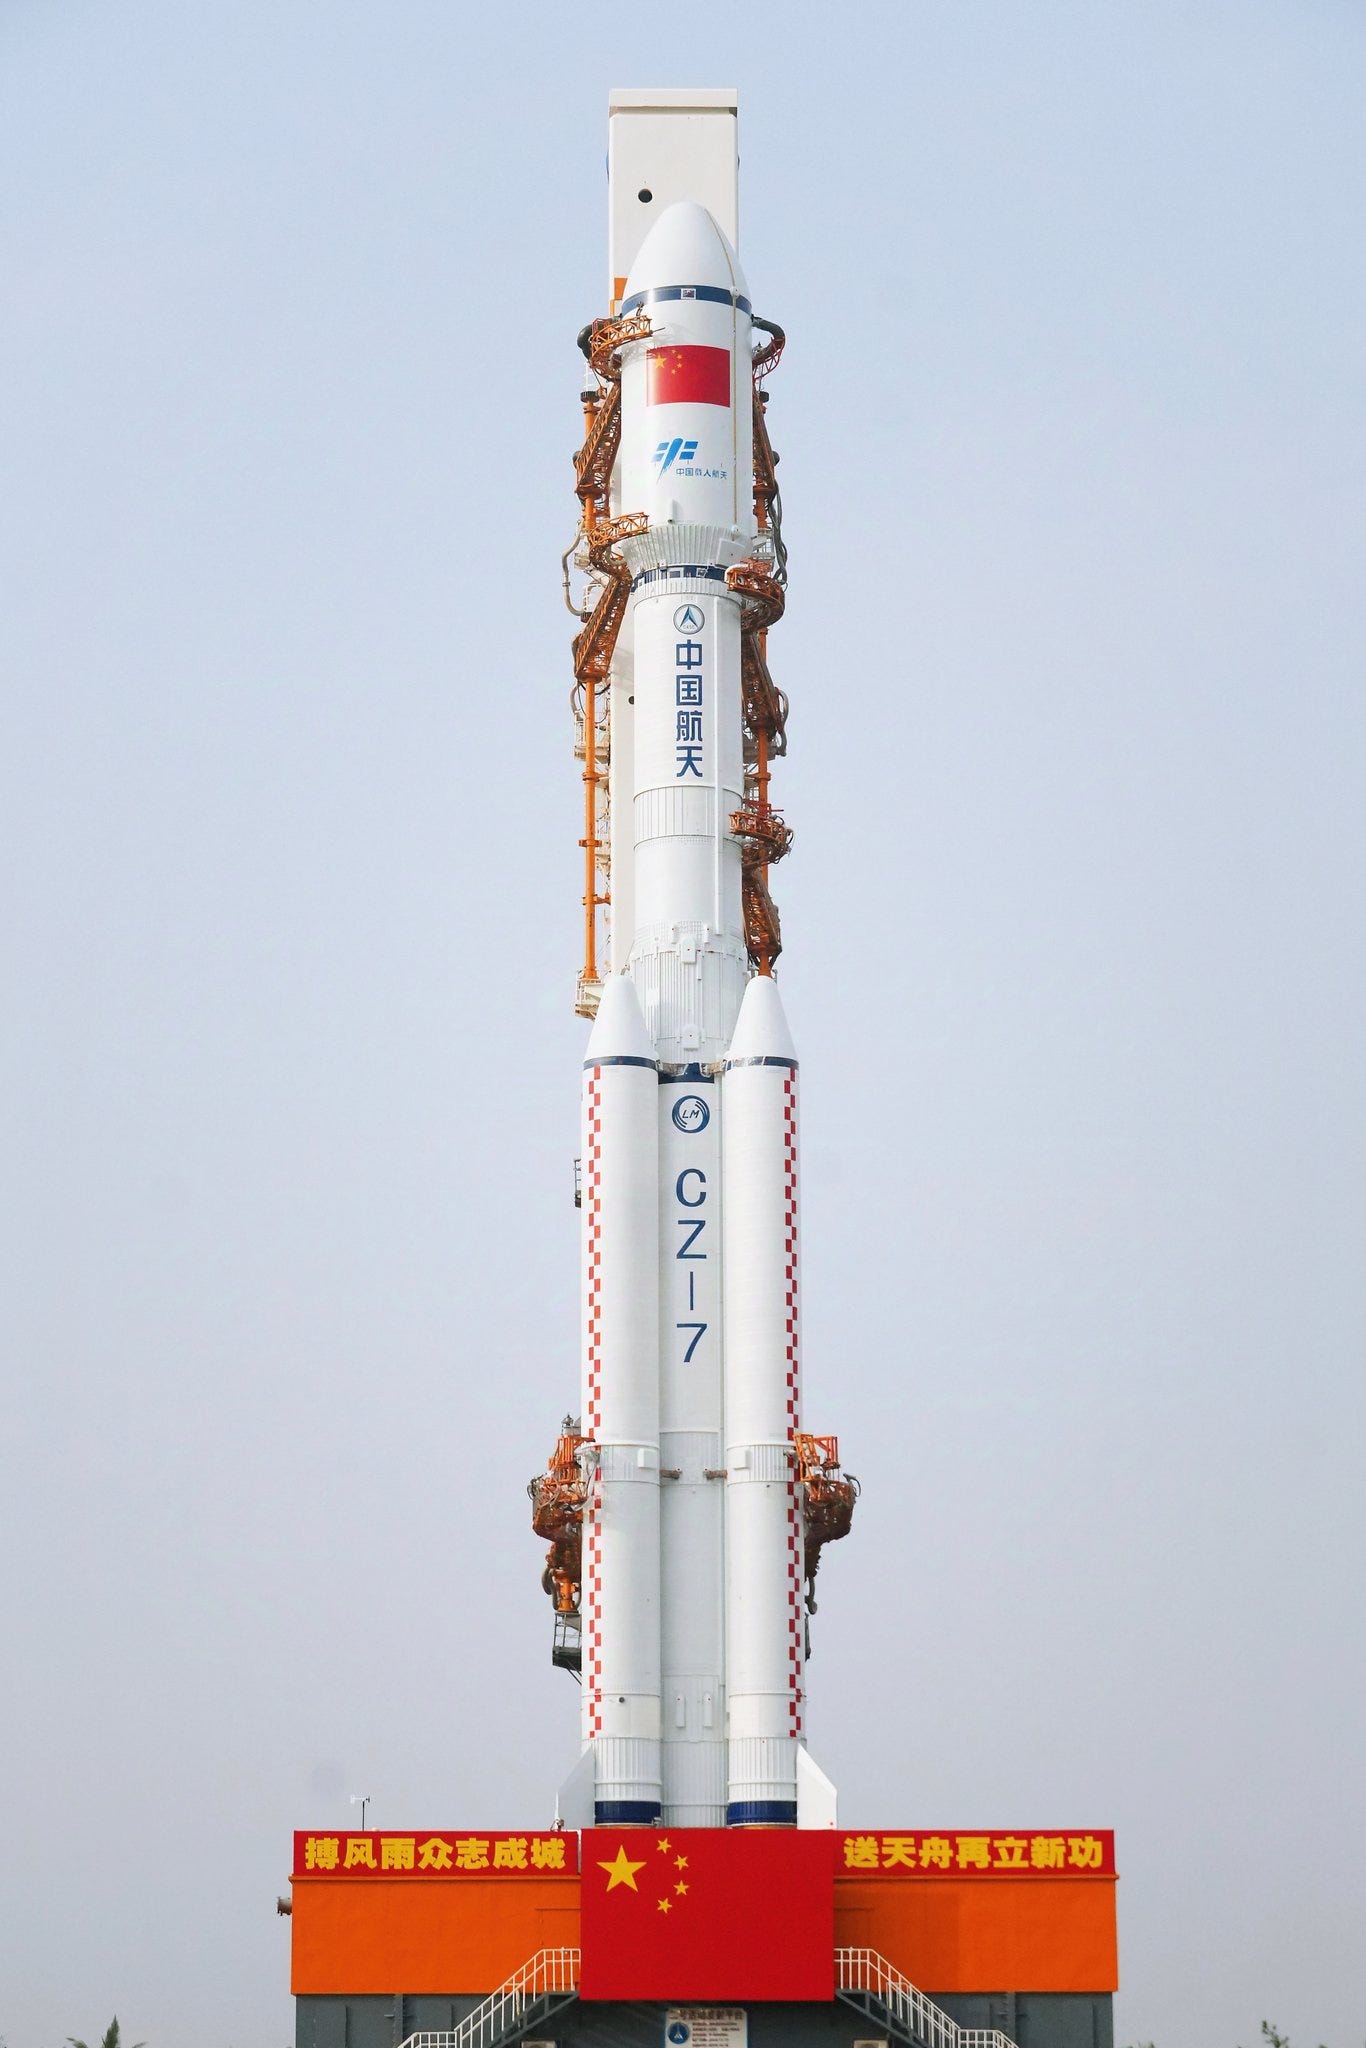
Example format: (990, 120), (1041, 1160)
(290, 1828), (1117, 2048)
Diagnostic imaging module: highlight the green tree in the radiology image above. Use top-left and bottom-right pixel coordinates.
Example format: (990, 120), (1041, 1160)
(68, 2021), (145, 2048)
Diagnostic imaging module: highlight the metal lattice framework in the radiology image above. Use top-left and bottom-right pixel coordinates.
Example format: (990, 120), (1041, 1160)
(794, 1432), (859, 1614)
(568, 313), (656, 1018)
(528, 1425), (587, 1626)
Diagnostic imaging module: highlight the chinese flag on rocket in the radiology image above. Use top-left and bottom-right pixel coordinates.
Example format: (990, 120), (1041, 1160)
(580, 1828), (835, 2001)
(646, 345), (732, 407)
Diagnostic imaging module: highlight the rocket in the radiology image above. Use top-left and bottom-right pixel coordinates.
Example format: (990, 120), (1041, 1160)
(532, 194), (856, 1830)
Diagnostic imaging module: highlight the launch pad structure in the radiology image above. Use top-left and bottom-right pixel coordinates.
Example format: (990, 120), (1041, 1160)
(289, 89), (1119, 2048)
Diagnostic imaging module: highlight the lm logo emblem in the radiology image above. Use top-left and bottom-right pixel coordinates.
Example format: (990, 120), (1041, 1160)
(671, 1094), (710, 1134)
(654, 437), (698, 476)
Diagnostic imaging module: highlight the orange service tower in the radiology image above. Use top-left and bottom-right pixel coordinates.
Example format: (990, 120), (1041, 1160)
(289, 89), (1119, 2048)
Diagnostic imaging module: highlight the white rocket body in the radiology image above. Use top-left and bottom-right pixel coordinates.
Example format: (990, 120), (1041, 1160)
(576, 199), (812, 1828)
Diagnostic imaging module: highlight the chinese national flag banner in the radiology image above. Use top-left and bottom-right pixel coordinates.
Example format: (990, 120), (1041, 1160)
(580, 1828), (835, 2001)
(646, 345), (732, 408)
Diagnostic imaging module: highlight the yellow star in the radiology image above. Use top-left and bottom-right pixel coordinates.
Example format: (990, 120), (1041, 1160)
(657, 1835), (671, 1853)
(674, 1853), (688, 1870)
(657, 1895), (672, 1913)
(675, 1879), (689, 1896)
(598, 1845), (647, 1893)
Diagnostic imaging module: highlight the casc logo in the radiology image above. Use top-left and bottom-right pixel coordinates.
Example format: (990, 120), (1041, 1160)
(654, 437), (699, 476)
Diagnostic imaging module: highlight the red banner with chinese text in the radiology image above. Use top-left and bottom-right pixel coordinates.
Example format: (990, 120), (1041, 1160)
(293, 1831), (577, 1876)
(580, 1828), (834, 2001)
(841, 1831), (1115, 1876)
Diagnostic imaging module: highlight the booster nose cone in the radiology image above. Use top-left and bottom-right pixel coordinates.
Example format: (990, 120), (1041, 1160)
(585, 972), (656, 1064)
(726, 972), (798, 1065)
(623, 198), (749, 308)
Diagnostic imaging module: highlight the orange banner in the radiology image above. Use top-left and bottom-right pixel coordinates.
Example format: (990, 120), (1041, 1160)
(294, 1831), (576, 1876)
(841, 1831), (1114, 1875)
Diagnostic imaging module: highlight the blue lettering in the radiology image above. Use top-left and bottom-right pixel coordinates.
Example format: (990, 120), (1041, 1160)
(676, 1168), (707, 1207)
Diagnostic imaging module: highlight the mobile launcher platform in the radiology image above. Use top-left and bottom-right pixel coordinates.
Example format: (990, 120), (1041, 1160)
(289, 1824), (1118, 2048)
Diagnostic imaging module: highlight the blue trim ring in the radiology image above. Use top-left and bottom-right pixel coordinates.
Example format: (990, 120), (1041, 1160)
(621, 284), (752, 316)
(631, 565), (727, 593)
(725, 1055), (798, 1071)
(727, 1800), (798, 1826)
(585, 1054), (657, 1071)
(596, 1800), (662, 1824)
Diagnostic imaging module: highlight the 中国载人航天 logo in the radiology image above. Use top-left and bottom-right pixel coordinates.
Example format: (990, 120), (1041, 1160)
(653, 438), (728, 481)
(655, 437), (697, 476)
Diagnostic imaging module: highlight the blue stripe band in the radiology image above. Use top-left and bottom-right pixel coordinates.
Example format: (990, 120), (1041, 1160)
(595, 1800), (662, 1824)
(584, 1055), (657, 1071)
(631, 564), (728, 593)
(659, 1064), (714, 1085)
(727, 1800), (798, 1826)
(620, 284), (752, 316)
(725, 1055), (799, 1070)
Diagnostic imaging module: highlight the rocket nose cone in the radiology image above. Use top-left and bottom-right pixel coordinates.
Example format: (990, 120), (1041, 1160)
(726, 974), (798, 1065)
(624, 199), (749, 304)
(585, 973), (657, 1065)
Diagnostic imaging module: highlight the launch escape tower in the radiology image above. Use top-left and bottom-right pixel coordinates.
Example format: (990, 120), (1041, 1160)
(288, 92), (1119, 2048)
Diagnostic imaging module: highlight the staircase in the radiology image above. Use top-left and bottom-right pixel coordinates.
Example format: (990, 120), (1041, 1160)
(836, 1947), (1018, 2048)
(397, 1943), (1015, 2048)
(398, 1947), (580, 2048)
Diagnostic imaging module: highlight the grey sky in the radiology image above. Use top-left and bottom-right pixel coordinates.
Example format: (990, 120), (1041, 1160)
(2, 3), (1363, 2045)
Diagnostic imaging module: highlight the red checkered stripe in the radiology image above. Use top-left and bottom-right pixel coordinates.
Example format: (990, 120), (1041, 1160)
(584, 1068), (603, 1735)
(584, 1502), (603, 1735)
(782, 1070), (805, 1736)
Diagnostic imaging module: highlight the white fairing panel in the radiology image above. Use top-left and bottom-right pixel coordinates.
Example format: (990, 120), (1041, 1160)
(618, 203), (752, 535)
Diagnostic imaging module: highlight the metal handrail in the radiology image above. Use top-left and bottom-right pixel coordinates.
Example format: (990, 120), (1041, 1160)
(398, 1944), (1011, 2048)
(399, 1947), (580, 2048)
(836, 1947), (1016, 2048)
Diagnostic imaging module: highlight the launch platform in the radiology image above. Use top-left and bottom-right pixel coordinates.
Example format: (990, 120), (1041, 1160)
(290, 1825), (1117, 2048)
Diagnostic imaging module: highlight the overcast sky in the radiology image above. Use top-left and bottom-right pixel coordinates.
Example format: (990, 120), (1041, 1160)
(2, 4), (1364, 2045)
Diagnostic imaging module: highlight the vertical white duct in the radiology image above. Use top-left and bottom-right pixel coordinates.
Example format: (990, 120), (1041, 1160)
(580, 973), (663, 1824)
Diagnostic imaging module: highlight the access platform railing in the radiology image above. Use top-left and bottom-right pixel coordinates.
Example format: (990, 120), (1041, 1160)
(398, 1946), (581, 2048)
(836, 1946), (1017, 2048)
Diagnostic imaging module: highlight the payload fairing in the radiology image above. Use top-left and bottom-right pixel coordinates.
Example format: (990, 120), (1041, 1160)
(532, 98), (855, 1835)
